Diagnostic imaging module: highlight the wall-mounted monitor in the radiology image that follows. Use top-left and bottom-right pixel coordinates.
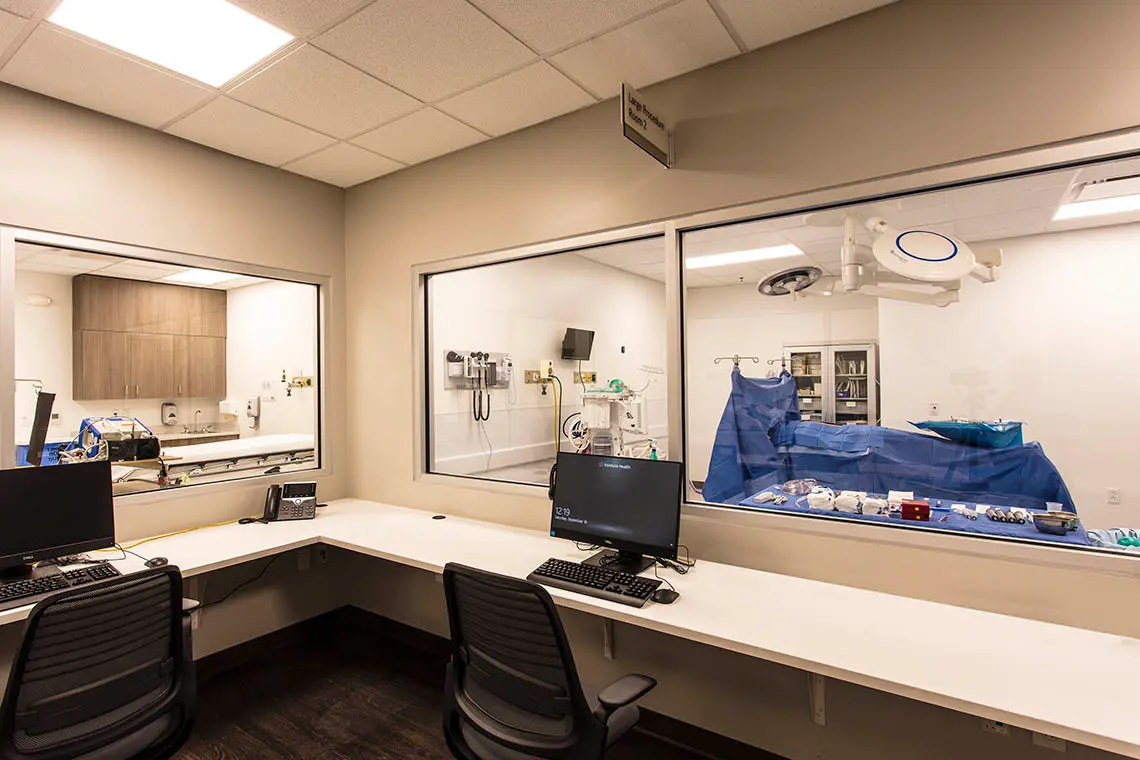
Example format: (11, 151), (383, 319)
(561, 328), (594, 361)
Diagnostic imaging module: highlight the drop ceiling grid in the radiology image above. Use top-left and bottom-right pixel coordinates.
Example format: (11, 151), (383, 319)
(0, 0), (907, 186)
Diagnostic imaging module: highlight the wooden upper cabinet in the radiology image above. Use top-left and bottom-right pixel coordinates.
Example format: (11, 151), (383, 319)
(73, 331), (129, 401)
(187, 336), (226, 398)
(73, 275), (227, 337)
(186, 287), (227, 337)
(127, 333), (175, 399)
(73, 275), (228, 400)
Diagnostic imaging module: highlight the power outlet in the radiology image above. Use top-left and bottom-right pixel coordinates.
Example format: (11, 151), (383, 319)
(1107, 488), (1123, 505)
(928, 402), (940, 418)
(541, 360), (555, 378)
(524, 370), (542, 384)
(316, 547), (329, 565)
(1032, 732), (1066, 752)
(981, 719), (1010, 736)
(574, 371), (597, 384)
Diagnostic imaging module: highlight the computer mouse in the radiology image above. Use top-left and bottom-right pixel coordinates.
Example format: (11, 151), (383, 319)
(144, 556), (169, 569)
(652, 588), (680, 605)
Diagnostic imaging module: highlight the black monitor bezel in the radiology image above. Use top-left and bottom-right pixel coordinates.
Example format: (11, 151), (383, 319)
(549, 453), (682, 561)
(560, 328), (595, 361)
(0, 461), (116, 571)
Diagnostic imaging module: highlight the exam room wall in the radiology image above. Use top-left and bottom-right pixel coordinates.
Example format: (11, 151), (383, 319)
(879, 222), (1140, 532)
(430, 253), (668, 476)
(345, 1), (1140, 754)
(0, 84), (349, 667)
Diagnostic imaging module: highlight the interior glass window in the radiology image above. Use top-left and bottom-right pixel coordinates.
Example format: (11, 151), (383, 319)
(684, 156), (1140, 555)
(426, 237), (669, 486)
(7, 243), (320, 495)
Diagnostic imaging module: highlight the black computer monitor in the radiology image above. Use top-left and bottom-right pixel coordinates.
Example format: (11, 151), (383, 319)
(561, 328), (594, 361)
(549, 452), (682, 575)
(0, 460), (115, 577)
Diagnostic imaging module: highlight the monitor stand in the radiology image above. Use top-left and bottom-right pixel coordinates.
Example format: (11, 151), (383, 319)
(582, 549), (654, 576)
(0, 564), (61, 582)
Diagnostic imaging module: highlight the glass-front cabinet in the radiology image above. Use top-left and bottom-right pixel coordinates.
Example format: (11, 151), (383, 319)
(786, 343), (878, 425)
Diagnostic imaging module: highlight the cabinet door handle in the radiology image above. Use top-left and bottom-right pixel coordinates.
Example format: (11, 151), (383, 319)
(135, 384), (139, 397)
(178, 384), (182, 396)
(124, 384), (128, 398)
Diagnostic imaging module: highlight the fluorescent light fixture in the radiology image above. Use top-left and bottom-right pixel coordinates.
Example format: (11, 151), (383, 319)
(163, 268), (238, 286)
(1054, 176), (1140, 220)
(1054, 194), (1140, 220)
(685, 244), (804, 270)
(49, 0), (293, 87)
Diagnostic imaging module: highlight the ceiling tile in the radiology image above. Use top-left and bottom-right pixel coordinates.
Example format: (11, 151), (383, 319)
(166, 97), (335, 166)
(550, 0), (738, 99)
(96, 260), (185, 279)
(0, 0), (44, 18)
(438, 62), (593, 136)
(0, 26), (214, 128)
(715, 0), (897, 50)
(314, 0), (535, 102)
(231, 44), (420, 139)
(282, 142), (404, 187)
(0, 8), (24, 51)
(229, 0), (369, 37)
(352, 108), (486, 165)
(468, 0), (673, 55)
(684, 271), (720, 288)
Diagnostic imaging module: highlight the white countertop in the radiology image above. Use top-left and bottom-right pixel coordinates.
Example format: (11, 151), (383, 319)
(2, 499), (1136, 757)
(155, 431), (239, 441)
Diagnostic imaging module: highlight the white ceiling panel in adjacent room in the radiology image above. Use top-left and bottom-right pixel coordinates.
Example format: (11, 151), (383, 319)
(166, 96), (336, 166)
(467, 0), (674, 55)
(438, 61), (594, 136)
(314, 0), (535, 102)
(282, 141), (403, 186)
(551, 0), (738, 99)
(713, 0), (897, 50)
(0, 0), (46, 18)
(0, 25), (214, 128)
(230, 44), (421, 139)
(352, 107), (487, 165)
(95, 259), (186, 280)
(230, 0), (371, 37)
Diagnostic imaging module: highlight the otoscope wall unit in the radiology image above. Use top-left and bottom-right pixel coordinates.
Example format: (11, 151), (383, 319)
(443, 350), (513, 391)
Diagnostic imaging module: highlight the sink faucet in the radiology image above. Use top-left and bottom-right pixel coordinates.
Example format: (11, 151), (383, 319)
(194, 409), (202, 434)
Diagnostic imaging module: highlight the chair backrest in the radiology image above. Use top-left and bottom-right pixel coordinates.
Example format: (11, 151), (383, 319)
(442, 563), (606, 760)
(0, 566), (195, 760)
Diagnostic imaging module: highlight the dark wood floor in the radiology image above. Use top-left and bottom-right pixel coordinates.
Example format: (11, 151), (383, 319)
(176, 622), (710, 760)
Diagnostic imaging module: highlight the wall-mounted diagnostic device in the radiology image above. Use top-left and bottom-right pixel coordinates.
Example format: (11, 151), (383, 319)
(246, 396), (261, 430)
(444, 350), (514, 423)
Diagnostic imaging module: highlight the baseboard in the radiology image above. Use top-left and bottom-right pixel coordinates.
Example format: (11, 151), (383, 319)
(195, 606), (788, 760)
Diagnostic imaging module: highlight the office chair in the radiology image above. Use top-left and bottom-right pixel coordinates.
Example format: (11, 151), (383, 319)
(0, 566), (198, 760)
(442, 563), (657, 760)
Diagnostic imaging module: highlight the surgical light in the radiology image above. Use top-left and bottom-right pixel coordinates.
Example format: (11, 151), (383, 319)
(163, 268), (238, 286)
(686, 244), (804, 270)
(49, 0), (294, 88)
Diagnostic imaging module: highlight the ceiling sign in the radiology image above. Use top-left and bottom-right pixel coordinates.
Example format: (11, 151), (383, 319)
(621, 82), (672, 169)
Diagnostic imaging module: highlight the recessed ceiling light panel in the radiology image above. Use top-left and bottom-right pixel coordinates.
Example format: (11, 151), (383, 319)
(163, 268), (238, 286)
(50, 0), (294, 87)
(685, 244), (805, 270)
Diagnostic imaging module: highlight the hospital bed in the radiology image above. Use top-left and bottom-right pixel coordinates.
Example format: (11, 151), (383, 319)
(702, 369), (1089, 547)
(112, 433), (315, 492)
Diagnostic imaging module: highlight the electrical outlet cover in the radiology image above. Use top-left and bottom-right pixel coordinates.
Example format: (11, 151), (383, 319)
(1107, 488), (1122, 505)
(981, 719), (1009, 736)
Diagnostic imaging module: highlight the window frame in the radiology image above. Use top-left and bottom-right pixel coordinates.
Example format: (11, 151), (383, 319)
(0, 225), (332, 503)
(413, 129), (1140, 573)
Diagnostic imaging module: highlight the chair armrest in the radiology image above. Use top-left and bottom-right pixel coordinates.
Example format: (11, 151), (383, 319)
(182, 598), (201, 615)
(596, 674), (657, 719)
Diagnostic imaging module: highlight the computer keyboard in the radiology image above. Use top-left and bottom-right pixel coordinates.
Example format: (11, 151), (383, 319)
(528, 558), (661, 608)
(0, 563), (122, 611)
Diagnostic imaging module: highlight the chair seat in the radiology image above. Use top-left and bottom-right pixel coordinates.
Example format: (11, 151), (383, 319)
(460, 688), (639, 760)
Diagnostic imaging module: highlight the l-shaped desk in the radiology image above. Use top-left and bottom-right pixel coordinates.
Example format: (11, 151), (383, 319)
(1, 499), (1136, 758)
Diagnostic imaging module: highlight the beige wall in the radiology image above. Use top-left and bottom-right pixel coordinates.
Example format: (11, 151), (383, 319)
(344, 0), (1140, 756)
(0, 82), (348, 537)
(0, 83), (349, 665)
